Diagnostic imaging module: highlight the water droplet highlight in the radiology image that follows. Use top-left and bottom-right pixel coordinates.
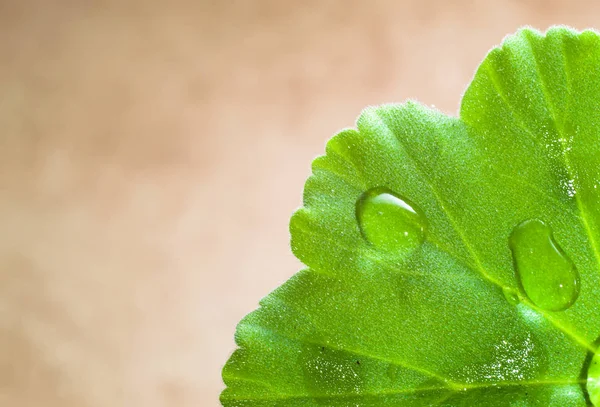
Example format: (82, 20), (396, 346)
(587, 351), (600, 406)
(509, 219), (579, 312)
(356, 187), (426, 255)
(502, 287), (520, 306)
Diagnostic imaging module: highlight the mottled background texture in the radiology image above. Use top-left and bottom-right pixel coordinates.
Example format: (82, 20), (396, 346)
(1, 1), (599, 406)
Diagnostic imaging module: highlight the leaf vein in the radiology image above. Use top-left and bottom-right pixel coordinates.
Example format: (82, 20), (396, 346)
(371, 109), (505, 289)
(241, 307), (456, 386)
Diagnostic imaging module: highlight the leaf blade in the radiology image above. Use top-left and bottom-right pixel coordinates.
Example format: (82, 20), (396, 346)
(222, 27), (600, 406)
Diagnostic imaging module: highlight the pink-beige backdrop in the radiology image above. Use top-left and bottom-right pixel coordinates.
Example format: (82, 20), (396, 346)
(1, 1), (599, 406)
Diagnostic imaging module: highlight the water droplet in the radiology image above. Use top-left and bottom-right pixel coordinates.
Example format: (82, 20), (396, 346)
(587, 351), (600, 406)
(509, 219), (579, 312)
(502, 287), (520, 305)
(302, 343), (364, 402)
(356, 187), (426, 255)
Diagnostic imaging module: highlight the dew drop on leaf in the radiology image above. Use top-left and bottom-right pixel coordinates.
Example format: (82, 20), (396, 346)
(356, 187), (426, 255)
(509, 219), (580, 312)
(502, 287), (520, 306)
(587, 351), (600, 407)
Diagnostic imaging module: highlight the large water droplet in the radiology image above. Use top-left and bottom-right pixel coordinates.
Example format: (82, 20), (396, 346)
(356, 187), (426, 255)
(509, 219), (579, 312)
(587, 351), (600, 406)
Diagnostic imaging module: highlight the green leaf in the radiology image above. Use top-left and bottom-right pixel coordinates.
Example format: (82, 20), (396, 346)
(221, 27), (600, 406)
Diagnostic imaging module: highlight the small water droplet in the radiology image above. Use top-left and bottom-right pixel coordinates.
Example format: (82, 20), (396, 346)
(509, 219), (579, 312)
(502, 287), (520, 305)
(356, 187), (426, 255)
(587, 351), (600, 406)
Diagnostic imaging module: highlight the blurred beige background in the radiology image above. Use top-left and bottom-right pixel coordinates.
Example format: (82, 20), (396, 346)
(1, 1), (600, 406)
